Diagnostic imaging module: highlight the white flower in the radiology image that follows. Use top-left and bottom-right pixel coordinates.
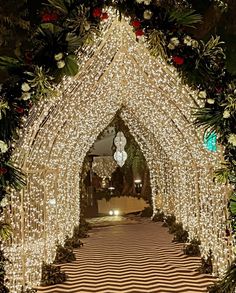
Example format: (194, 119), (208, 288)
(54, 53), (63, 61)
(0, 197), (8, 207)
(223, 110), (230, 119)
(144, 0), (151, 4)
(21, 92), (31, 101)
(136, 0), (143, 3)
(0, 140), (8, 153)
(184, 36), (192, 46)
(167, 43), (175, 50)
(84, 21), (91, 31)
(21, 82), (31, 92)
(191, 40), (199, 48)
(170, 37), (179, 46)
(57, 60), (65, 69)
(228, 134), (236, 146)
(198, 90), (207, 99)
(207, 98), (215, 104)
(143, 10), (153, 19)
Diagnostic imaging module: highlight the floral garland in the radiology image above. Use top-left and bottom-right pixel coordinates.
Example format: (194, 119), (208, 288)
(0, 0), (235, 290)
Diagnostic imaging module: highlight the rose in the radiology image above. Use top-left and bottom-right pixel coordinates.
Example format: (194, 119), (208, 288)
(101, 12), (109, 20)
(223, 110), (230, 119)
(21, 82), (31, 92)
(41, 12), (59, 23)
(198, 91), (207, 99)
(0, 140), (8, 153)
(21, 92), (31, 101)
(228, 134), (236, 146)
(132, 20), (141, 28)
(92, 8), (102, 18)
(54, 53), (63, 61)
(57, 60), (65, 68)
(172, 56), (184, 65)
(143, 10), (153, 20)
(135, 29), (144, 37)
(0, 167), (7, 175)
(207, 98), (215, 104)
(15, 106), (24, 114)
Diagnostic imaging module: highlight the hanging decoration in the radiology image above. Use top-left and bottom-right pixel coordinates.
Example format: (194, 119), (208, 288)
(113, 132), (128, 167)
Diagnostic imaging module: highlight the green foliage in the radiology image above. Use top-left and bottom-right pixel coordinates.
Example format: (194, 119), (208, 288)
(0, 222), (12, 241)
(169, 8), (202, 28)
(169, 222), (182, 234)
(163, 214), (176, 227)
(172, 223), (189, 243)
(0, 162), (26, 191)
(40, 262), (66, 286)
(73, 219), (91, 238)
(53, 244), (76, 264)
(195, 36), (225, 82)
(197, 250), (213, 274)
(0, 249), (9, 293)
(146, 30), (167, 59)
(152, 210), (165, 222)
(140, 206), (153, 217)
(183, 239), (201, 256)
(208, 259), (236, 293)
(64, 235), (83, 249)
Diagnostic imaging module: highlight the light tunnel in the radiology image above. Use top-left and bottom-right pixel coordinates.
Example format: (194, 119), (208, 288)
(4, 19), (231, 291)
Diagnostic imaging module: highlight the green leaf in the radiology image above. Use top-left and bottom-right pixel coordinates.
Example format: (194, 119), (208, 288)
(63, 54), (78, 76)
(169, 9), (202, 28)
(0, 56), (22, 71)
(66, 33), (82, 52)
(48, 0), (69, 15)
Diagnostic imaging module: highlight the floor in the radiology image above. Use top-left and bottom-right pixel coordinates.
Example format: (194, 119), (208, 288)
(36, 218), (215, 293)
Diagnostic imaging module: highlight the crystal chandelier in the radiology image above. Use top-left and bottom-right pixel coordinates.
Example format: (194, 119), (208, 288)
(113, 131), (127, 167)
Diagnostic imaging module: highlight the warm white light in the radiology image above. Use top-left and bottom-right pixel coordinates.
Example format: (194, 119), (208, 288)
(109, 210), (114, 216)
(114, 210), (120, 216)
(4, 16), (231, 292)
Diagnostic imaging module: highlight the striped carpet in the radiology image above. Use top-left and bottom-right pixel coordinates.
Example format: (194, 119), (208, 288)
(36, 220), (215, 293)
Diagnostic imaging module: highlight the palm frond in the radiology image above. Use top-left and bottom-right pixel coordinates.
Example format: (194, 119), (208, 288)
(208, 259), (236, 293)
(193, 107), (223, 132)
(169, 9), (202, 28)
(146, 30), (167, 60)
(0, 222), (12, 241)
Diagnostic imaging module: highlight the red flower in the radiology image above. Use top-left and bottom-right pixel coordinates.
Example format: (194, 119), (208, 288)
(216, 87), (223, 93)
(24, 51), (33, 64)
(172, 56), (184, 65)
(101, 12), (109, 20)
(92, 8), (102, 18)
(15, 107), (24, 114)
(41, 12), (59, 23)
(0, 167), (7, 175)
(135, 29), (144, 37)
(132, 20), (141, 28)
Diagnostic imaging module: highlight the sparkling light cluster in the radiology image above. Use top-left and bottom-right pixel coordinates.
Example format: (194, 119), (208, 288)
(3, 18), (232, 292)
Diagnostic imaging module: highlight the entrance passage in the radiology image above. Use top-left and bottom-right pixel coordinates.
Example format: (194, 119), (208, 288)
(37, 219), (215, 293)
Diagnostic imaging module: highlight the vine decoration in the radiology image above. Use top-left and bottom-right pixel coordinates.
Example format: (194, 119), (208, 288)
(0, 0), (235, 290)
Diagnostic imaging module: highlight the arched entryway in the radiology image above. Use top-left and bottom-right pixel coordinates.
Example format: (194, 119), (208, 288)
(5, 19), (230, 291)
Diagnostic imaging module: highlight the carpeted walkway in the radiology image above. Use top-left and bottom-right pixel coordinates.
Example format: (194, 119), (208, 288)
(36, 220), (215, 293)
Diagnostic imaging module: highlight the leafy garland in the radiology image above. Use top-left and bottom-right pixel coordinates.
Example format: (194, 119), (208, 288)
(0, 0), (236, 291)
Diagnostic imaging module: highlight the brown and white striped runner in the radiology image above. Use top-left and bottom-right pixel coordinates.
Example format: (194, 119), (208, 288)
(37, 221), (215, 293)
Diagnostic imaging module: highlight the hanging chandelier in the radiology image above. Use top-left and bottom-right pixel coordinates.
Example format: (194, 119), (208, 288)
(113, 131), (127, 167)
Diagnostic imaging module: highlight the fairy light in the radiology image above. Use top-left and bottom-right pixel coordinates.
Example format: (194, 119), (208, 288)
(3, 17), (232, 292)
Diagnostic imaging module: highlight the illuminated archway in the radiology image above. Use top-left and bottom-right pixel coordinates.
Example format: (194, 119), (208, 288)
(5, 20), (230, 291)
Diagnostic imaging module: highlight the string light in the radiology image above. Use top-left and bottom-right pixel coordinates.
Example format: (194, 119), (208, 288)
(3, 17), (232, 291)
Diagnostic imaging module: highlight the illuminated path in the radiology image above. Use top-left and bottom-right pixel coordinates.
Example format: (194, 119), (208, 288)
(37, 219), (215, 293)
